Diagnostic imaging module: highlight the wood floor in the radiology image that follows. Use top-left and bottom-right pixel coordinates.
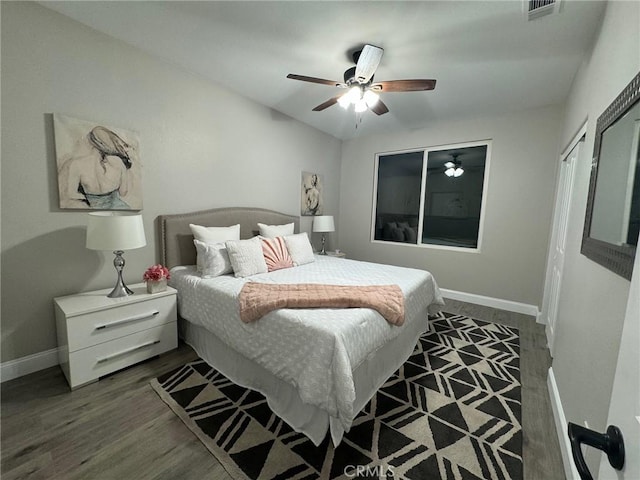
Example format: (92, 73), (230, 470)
(1, 301), (565, 480)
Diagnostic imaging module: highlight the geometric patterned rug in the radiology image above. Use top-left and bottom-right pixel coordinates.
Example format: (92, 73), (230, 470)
(150, 312), (522, 479)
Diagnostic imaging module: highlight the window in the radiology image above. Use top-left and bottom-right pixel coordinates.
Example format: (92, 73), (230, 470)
(372, 141), (490, 250)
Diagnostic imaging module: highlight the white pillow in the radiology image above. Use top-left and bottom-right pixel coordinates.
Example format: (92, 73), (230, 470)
(284, 232), (315, 266)
(189, 223), (240, 243)
(257, 222), (295, 238)
(193, 239), (233, 277)
(225, 237), (268, 277)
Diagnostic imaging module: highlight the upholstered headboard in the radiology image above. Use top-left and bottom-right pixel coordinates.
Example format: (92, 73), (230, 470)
(157, 207), (300, 269)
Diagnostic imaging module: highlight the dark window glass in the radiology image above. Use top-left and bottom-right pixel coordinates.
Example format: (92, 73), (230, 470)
(422, 145), (487, 248)
(374, 151), (423, 244)
(373, 143), (489, 249)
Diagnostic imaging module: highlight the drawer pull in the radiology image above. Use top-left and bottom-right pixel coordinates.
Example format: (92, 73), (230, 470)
(96, 340), (161, 364)
(95, 311), (160, 330)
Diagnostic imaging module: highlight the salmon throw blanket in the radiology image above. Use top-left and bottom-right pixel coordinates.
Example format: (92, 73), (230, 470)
(239, 283), (405, 325)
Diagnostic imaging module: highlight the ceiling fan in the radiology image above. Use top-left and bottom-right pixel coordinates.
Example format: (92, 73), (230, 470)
(444, 153), (464, 177)
(287, 44), (436, 116)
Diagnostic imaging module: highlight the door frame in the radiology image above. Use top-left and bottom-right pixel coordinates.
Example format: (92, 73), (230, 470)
(545, 122), (588, 480)
(540, 122), (587, 356)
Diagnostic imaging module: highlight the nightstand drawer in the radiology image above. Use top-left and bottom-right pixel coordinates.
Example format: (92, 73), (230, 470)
(66, 322), (177, 389)
(64, 295), (177, 352)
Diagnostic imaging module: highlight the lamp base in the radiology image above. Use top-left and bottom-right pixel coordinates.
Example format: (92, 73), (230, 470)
(319, 234), (328, 255)
(107, 251), (134, 298)
(107, 279), (134, 298)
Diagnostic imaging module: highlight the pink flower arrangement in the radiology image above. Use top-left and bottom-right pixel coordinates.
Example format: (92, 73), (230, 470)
(143, 264), (170, 282)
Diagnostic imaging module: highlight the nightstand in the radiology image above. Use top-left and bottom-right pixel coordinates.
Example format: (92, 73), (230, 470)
(326, 251), (346, 258)
(54, 283), (177, 389)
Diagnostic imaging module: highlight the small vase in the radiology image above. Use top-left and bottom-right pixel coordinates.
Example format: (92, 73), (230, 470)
(146, 278), (167, 294)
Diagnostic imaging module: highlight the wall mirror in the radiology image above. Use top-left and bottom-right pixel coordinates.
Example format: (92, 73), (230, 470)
(582, 72), (640, 280)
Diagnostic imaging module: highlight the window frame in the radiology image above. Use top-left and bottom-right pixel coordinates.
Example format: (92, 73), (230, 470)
(370, 139), (492, 252)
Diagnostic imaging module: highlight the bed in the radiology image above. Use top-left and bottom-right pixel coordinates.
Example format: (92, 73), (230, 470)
(158, 207), (445, 446)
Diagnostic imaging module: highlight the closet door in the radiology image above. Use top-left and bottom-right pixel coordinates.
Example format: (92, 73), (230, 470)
(541, 139), (581, 355)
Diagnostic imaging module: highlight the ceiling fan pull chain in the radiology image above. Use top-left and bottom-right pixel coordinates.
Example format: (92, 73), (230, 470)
(355, 111), (362, 129)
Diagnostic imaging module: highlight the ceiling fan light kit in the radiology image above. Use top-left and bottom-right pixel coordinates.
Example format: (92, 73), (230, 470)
(445, 167), (464, 177)
(337, 86), (380, 112)
(363, 90), (380, 107)
(287, 43), (436, 116)
(444, 154), (464, 177)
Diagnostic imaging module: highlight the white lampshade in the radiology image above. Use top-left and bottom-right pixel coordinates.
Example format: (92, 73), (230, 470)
(338, 94), (351, 109)
(86, 212), (146, 251)
(354, 99), (368, 113)
(313, 215), (335, 233)
(345, 86), (361, 104)
(363, 90), (379, 107)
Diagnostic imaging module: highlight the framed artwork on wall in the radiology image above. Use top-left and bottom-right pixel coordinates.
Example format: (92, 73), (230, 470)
(54, 114), (143, 210)
(301, 171), (324, 216)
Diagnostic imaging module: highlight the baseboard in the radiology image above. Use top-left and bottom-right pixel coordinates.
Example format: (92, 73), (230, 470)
(547, 367), (579, 480)
(1, 347), (60, 383)
(440, 288), (540, 319)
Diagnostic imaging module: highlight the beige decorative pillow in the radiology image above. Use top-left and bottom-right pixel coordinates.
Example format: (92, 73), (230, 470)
(193, 239), (233, 277)
(284, 232), (315, 266)
(225, 237), (268, 277)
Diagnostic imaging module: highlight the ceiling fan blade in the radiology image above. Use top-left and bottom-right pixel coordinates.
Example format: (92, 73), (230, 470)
(370, 99), (389, 116)
(371, 79), (436, 92)
(354, 44), (384, 83)
(287, 74), (345, 88)
(312, 95), (341, 111)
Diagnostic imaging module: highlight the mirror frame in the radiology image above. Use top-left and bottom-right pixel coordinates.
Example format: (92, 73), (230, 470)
(581, 72), (640, 281)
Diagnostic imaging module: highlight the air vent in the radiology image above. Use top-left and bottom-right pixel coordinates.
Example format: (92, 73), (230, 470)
(526, 0), (561, 20)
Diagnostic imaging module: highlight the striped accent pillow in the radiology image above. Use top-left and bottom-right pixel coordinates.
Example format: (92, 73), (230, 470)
(261, 236), (293, 272)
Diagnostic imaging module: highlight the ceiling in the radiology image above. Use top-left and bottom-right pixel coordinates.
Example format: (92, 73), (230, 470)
(42, 1), (606, 140)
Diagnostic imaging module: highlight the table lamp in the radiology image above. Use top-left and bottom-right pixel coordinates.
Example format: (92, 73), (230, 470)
(86, 212), (147, 298)
(312, 215), (335, 255)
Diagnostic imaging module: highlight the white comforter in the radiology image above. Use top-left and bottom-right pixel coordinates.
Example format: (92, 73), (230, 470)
(170, 255), (444, 433)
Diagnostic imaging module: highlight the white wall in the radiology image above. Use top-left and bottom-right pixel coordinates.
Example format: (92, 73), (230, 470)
(339, 106), (563, 307)
(0, 2), (341, 363)
(550, 0), (639, 475)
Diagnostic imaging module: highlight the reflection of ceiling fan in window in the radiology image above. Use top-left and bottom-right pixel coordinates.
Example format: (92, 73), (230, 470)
(444, 153), (464, 177)
(287, 44), (436, 116)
